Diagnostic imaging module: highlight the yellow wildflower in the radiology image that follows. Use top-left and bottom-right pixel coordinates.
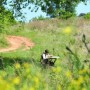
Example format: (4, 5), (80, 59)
(34, 77), (39, 84)
(56, 67), (61, 73)
(13, 76), (20, 85)
(29, 87), (35, 90)
(52, 67), (61, 73)
(26, 68), (31, 74)
(77, 76), (84, 85)
(15, 63), (20, 69)
(23, 63), (30, 68)
(34, 77), (39, 88)
(79, 69), (87, 74)
(57, 85), (62, 90)
(63, 26), (72, 34)
(82, 88), (87, 90)
(5, 83), (13, 90)
(66, 71), (72, 78)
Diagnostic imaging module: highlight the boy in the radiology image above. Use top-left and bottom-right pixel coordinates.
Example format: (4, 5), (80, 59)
(41, 49), (55, 66)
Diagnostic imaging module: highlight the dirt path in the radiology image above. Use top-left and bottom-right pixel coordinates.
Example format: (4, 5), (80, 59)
(0, 36), (34, 52)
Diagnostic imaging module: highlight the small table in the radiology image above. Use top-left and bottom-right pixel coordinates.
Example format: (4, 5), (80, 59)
(49, 56), (60, 59)
(48, 56), (60, 64)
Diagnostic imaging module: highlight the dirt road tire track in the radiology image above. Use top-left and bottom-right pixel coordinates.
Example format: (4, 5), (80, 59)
(0, 36), (34, 52)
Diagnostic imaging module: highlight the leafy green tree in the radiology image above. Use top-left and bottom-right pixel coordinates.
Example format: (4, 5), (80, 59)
(33, 0), (88, 18)
(3, 0), (88, 19)
(0, 0), (89, 20)
(0, 1), (15, 33)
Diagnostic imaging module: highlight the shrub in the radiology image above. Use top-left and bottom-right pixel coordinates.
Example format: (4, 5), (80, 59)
(59, 11), (76, 19)
(84, 12), (90, 19)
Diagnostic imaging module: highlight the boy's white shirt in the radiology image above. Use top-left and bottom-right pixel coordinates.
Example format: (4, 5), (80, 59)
(42, 53), (49, 59)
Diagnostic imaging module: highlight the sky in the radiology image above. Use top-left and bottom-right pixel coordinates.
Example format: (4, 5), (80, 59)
(76, 1), (90, 15)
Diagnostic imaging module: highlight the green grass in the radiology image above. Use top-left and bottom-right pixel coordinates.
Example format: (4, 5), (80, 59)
(0, 18), (90, 90)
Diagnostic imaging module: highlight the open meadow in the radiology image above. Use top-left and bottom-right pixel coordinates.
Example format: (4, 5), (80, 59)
(0, 17), (90, 90)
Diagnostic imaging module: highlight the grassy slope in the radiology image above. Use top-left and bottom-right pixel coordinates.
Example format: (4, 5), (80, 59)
(0, 17), (90, 90)
(1, 17), (90, 61)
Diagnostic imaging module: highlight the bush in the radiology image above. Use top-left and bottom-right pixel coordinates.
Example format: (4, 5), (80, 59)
(32, 15), (49, 21)
(59, 11), (76, 19)
(84, 12), (90, 19)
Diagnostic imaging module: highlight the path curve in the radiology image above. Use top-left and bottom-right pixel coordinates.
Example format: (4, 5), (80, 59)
(0, 36), (35, 52)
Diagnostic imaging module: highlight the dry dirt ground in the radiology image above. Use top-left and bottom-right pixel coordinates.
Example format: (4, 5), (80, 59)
(0, 36), (34, 52)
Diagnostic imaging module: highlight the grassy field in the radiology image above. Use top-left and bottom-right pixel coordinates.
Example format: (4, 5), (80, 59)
(0, 17), (90, 90)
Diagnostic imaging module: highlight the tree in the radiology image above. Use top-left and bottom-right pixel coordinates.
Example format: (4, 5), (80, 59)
(32, 0), (87, 18)
(1, 0), (88, 19)
(0, 0), (15, 33)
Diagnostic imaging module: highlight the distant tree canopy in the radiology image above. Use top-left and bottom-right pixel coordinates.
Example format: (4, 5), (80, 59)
(0, 0), (89, 20)
(0, 6), (15, 24)
(0, 0), (15, 23)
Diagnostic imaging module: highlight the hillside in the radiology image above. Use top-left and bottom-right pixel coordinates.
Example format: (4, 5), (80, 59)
(0, 17), (90, 90)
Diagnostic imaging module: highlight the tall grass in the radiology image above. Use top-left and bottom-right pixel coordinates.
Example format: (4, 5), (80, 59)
(0, 18), (90, 90)
(0, 34), (9, 48)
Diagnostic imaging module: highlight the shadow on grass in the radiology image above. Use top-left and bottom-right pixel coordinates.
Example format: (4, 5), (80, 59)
(0, 56), (41, 70)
